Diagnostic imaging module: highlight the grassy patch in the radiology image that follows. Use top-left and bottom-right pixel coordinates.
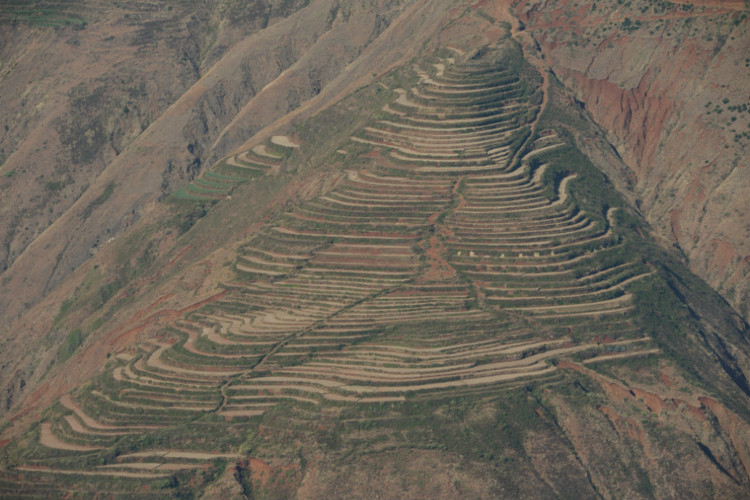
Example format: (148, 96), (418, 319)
(57, 328), (84, 362)
(0, 2), (88, 28)
(80, 182), (115, 219)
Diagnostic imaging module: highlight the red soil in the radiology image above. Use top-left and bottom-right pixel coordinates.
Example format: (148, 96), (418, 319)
(513, 0), (750, 321)
(709, 239), (738, 275)
(3, 289), (231, 441)
(630, 388), (669, 414)
(660, 371), (675, 388)
(670, 398), (707, 423)
(599, 405), (643, 442)
(166, 244), (196, 268)
(111, 289), (230, 349)
(247, 457), (302, 495)
(131, 294), (173, 323)
(559, 360), (677, 416)
(420, 234), (457, 282)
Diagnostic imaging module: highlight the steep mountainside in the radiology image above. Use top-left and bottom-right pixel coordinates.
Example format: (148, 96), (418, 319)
(0, 0), (459, 415)
(511, 0), (750, 320)
(0, 0), (450, 323)
(0, 1), (749, 499)
(0, 0), (308, 315)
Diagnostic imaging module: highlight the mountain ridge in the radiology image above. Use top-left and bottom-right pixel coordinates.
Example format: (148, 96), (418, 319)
(1, 1), (749, 498)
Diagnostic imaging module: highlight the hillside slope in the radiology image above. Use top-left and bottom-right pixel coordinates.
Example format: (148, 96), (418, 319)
(0, 0), (453, 324)
(1, 7), (749, 497)
(511, 0), (750, 320)
(0, 0), (309, 317)
(0, 0), (460, 416)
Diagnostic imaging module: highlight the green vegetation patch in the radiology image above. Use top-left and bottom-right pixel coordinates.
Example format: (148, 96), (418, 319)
(0, 1), (88, 28)
(57, 328), (84, 362)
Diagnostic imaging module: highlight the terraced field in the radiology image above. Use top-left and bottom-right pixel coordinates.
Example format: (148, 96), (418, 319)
(172, 137), (298, 201)
(0, 46), (664, 496)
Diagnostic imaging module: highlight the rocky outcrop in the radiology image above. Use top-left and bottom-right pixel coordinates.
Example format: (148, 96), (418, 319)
(514, 0), (750, 320)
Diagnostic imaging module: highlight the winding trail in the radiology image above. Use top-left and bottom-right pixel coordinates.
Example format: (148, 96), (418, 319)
(16, 466), (170, 479)
(39, 423), (101, 452)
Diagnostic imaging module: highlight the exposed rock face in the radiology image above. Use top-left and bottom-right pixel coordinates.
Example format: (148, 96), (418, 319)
(514, 0), (750, 320)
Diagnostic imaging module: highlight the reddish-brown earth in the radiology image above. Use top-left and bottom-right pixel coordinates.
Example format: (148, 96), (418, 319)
(512, 0), (750, 320)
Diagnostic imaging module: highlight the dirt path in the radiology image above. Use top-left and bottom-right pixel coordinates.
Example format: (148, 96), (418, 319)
(60, 395), (118, 430)
(16, 466), (170, 479)
(118, 450), (240, 460)
(39, 423), (101, 451)
(60, 394), (161, 431)
(582, 348), (661, 365)
(271, 135), (299, 148)
(235, 262), (286, 276)
(173, 325), (267, 359)
(63, 415), (132, 437)
(145, 342), (244, 377)
(503, 7), (550, 170)
(225, 0), (459, 156)
(486, 272), (652, 303)
(507, 293), (632, 314)
(338, 365), (556, 393)
(96, 463), (207, 471)
(253, 144), (282, 159)
(91, 390), (214, 413)
(226, 155), (267, 170)
(111, 290), (229, 349)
